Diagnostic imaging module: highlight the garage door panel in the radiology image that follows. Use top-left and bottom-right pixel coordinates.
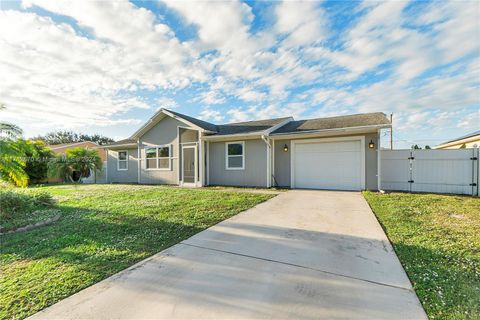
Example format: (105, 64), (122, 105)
(293, 140), (363, 191)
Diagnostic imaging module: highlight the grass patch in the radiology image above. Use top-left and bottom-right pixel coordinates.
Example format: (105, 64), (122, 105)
(0, 189), (57, 231)
(363, 191), (480, 320)
(0, 184), (274, 319)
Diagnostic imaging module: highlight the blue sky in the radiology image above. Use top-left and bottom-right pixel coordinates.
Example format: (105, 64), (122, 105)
(0, 0), (478, 148)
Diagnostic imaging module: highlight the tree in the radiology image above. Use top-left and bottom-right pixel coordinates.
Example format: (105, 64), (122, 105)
(425, 145), (431, 149)
(48, 147), (102, 182)
(412, 144), (422, 149)
(0, 140), (29, 187)
(0, 105), (29, 187)
(0, 104), (22, 138)
(24, 140), (54, 184)
(34, 130), (114, 145)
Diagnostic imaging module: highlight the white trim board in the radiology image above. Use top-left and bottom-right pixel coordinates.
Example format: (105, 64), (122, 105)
(290, 136), (366, 190)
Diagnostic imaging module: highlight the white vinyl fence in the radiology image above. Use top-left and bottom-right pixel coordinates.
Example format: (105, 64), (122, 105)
(380, 148), (479, 196)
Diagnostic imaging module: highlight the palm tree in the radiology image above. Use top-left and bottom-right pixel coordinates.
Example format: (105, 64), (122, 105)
(0, 104), (22, 138)
(0, 143), (28, 187)
(0, 105), (29, 187)
(48, 147), (102, 182)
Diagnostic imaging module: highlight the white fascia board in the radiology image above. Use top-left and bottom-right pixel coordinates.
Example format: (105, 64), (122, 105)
(104, 143), (137, 149)
(201, 133), (263, 141)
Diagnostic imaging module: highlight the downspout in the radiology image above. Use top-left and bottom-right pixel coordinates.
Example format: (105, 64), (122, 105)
(137, 140), (141, 184)
(261, 135), (272, 188)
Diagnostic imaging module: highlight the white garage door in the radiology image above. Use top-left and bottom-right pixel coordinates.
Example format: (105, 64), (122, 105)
(293, 139), (363, 190)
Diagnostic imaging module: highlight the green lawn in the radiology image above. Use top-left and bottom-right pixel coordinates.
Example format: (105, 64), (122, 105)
(363, 191), (480, 320)
(0, 184), (274, 320)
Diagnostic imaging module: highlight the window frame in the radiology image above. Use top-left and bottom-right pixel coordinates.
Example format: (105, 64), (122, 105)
(117, 150), (128, 171)
(225, 141), (245, 170)
(144, 144), (172, 171)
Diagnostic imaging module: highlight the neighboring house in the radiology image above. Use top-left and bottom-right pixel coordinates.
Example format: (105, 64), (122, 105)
(103, 109), (391, 191)
(48, 141), (107, 182)
(434, 130), (480, 149)
(49, 141), (107, 161)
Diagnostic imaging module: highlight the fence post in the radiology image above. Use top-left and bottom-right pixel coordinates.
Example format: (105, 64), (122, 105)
(473, 147), (480, 197)
(408, 150), (414, 192)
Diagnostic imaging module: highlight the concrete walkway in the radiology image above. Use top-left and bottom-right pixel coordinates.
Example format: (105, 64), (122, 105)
(30, 190), (427, 319)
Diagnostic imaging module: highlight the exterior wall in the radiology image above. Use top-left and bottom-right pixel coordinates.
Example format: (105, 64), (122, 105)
(364, 132), (378, 190)
(208, 139), (268, 187)
(139, 116), (197, 185)
(273, 132), (379, 190)
(273, 140), (291, 187)
(107, 148), (138, 183)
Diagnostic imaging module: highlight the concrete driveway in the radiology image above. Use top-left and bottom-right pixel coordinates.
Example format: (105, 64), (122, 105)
(30, 190), (427, 319)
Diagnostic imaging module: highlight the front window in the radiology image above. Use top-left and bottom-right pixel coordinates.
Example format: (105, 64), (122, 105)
(145, 145), (171, 170)
(226, 142), (244, 170)
(118, 151), (128, 170)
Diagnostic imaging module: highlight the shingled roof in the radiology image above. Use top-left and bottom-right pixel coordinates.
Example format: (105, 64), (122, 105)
(105, 110), (390, 147)
(214, 117), (292, 135)
(272, 112), (390, 134)
(102, 138), (137, 147)
(166, 109), (218, 132)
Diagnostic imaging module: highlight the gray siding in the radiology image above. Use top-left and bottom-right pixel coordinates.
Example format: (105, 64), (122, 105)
(364, 132), (378, 190)
(139, 116), (197, 185)
(208, 139), (268, 187)
(273, 140), (291, 187)
(273, 132), (379, 190)
(107, 149), (138, 183)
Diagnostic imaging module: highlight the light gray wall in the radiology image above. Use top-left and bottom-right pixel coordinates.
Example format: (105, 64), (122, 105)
(107, 149), (138, 183)
(273, 132), (379, 190)
(273, 140), (291, 187)
(364, 132), (378, 190)
(139, 116), (197, 185)
(208, 139), (268, 187)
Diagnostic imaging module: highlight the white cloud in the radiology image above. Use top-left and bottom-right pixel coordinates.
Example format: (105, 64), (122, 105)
(458, 110), (480, 131)
(156, 97), (177, 109)
(275, 0), (326, 47)
(0, 0), (478, 142)
(198, 107), (224, 123)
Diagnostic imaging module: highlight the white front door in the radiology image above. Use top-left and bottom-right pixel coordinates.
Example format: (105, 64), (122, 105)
(292, 139), (364, 190)
(182, 145), (197, 186)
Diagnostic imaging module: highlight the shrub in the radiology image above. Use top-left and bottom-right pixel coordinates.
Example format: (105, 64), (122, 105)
(0, 190), (56, 220)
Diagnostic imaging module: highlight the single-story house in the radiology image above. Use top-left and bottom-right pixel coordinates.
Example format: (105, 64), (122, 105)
(434, 130), (480, 149)
(103, 109), (391, 191)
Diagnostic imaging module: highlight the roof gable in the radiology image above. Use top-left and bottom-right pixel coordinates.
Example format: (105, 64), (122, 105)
(130, 109), (217, 139)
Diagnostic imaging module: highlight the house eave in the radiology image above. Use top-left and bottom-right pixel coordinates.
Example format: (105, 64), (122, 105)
(104, 143), (138, 149)
(269, 124), (391, 140)
(202, 132), (264, 141)
(434, 135), (480, 149)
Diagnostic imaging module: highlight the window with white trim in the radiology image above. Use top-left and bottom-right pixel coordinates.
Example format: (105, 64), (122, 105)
(117, 151), (128, 171)
(226, 141), (244, 170)
(145, 145), (171, 170)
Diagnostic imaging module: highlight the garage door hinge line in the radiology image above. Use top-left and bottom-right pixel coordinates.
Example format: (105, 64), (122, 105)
(179, 242), (413, 292)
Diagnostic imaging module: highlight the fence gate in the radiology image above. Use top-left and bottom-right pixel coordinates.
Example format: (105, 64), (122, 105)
(381, 148), (479, 196)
